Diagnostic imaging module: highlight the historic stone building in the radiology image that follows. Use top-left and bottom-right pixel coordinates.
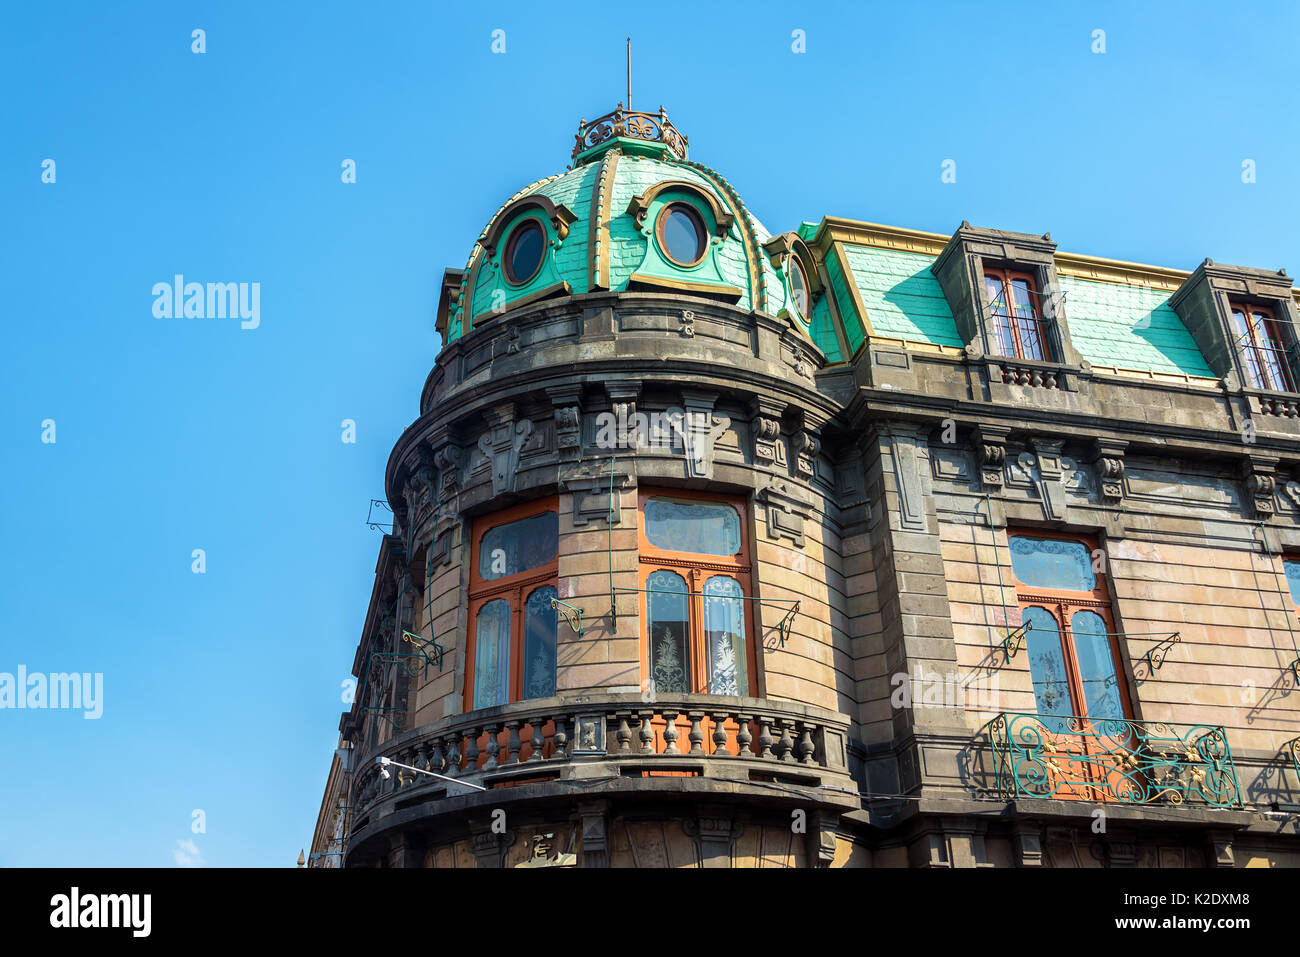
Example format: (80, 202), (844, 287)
(312, 106), (1300, 868)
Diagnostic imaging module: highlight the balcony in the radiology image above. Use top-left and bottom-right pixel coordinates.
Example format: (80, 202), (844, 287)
(988, 713), (1242, 810)
(347, 693), (858, 847)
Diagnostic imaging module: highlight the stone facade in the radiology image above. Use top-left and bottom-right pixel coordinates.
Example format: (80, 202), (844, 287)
(312, 110), (1300, 868)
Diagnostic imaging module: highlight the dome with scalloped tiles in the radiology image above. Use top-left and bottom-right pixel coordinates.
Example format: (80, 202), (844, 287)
(442, 105), (823, 349)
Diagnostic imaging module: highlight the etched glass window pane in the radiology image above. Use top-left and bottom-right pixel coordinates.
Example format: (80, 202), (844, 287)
(644, 498), (740, 556)
(473, 599), (511, 708)
(1072, 610), (1122, 722)
(647, 570), (689, 694)
(1024, 606), (1071, 732)
(522, 586), (558, 699)
(703, 575), (747, 696)
(1009, 536), (1096, 591)
(479, 511), (558, 581)
(1285, 560), (1300, 608)
(1256, 311), (1290, 391)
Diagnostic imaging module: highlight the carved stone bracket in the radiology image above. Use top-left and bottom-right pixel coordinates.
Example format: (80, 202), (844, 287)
(604, 382), (642, 451)
(468, 822), (517, 869)
(1087, 438), (1127, 504)
(755, 478), (812, 547)
(791, 429), (820, 480)
(578, 800), (610, 868)
(748, 397), (787, 469)
(674, 390), (730, 480)
(684, 805), (744, 868)
(1242, 457), (1279, 520)
(970, 425), (1011, 490)
(1019, 438), (1068, 521)
(547, 385), (583, 462)
(433, 442), (465, 496)
(477, 403), (534, 495)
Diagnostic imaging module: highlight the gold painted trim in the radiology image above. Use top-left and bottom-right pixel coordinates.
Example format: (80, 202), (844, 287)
(811, 215), (1298, 298)
(626, 272), (743, 301)
(470, 281), (571, 328)
(587, 149), (620, 290)
(831, 242), (874, 345)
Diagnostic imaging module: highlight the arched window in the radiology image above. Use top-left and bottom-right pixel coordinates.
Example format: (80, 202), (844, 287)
(638, 489), (754, 695)
(466, 499), (559, 709)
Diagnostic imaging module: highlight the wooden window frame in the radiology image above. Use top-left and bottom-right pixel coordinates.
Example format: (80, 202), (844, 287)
(1009, 530), (1132, 724)
(464, 496), (559, 711)
(984, 266), (1054, 362)
(1230, 301), (1296, 393)
(637, 487), (758, 696)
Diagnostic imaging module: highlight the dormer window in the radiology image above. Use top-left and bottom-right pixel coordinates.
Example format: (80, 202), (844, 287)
(1229, 302), (1296, 392)
(984, 267), (1054, 361)
(788, 256), (810, 321)
(656, 202), (708, 267)
(503, 218), (546, 286)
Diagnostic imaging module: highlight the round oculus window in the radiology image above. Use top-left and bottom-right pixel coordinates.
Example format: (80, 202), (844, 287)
(657, 202), (707, 267)
(503, 219), (545, 285)
(789, 256), (810, 320)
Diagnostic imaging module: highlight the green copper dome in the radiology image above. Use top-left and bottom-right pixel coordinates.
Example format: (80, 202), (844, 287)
(442, 106), (816, 346)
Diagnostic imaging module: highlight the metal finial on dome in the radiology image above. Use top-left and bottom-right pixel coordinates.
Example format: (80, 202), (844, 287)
(571, 104), (689, 165)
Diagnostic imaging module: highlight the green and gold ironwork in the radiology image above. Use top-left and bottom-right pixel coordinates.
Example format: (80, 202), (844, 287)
(573, 104), (688, 164)
(1141, 632), (1181, 674)
(989, 712), (1242, 809)
(550, 597), (583, 637)
(1001, 621), (1031, 661)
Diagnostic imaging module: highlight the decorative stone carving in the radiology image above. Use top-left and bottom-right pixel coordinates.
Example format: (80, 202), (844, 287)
(1087, 439), (1127, 504)
(748, 397), (786, 469)
(881, 427), (928, 533)
(679, 309), (696, 338)
(604, 382), (641, 451)
(476, 404), (534, 495)
(755, 479), (812, 547)
(684, 806), (744, 868)
(433, 442), (464, 495)
(506, 323), (521, 354)
(790, 346), (814, 380)
(970, 426), (1010, 490)
(673, 390), (730, 480)
(791, 429), (819, 479)
(1014, 438), (1068, 521)
(1242, 459), (1278, 520)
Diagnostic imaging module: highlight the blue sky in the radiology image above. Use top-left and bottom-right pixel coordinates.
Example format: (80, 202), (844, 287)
(1, 1), (1296, 867)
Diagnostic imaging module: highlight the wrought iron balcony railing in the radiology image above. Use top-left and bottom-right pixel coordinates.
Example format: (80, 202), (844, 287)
(989, 712), (1242, 809)
(350, 693), (854, 821)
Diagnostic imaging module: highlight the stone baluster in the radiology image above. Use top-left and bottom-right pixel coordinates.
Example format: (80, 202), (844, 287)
(638, 711), (655, 754)
(662, 711), (680, 754)
(553, 716), (568, 760)
(413, 744), (428, 775)
(504, 720), (522, 766)
(442, 732), (461, 777)
(687, 712), (706, 755)
(528, 721), (545, 762)
(615, 713), (633, 753)
(483, 724), (501, 771)
(428, 737), (445, 775)
(757, 716), (775, 760)
(796, 723), (815, 764)
(776, 720), (794, 762)
(736, 714), (753, 757)
(711, 713), (729, 755)
(464, 729), (480, 772)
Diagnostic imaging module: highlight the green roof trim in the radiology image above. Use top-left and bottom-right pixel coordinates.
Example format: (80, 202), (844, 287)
(808, 290), (842, 362)
(840, 245), (963, 348)
(1058, 276), (1214, 377)
(824, 250), (865, 354)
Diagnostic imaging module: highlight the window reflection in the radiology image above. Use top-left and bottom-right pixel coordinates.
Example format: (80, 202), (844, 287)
(645, 498), (740, 556)
(479, 511), (558, 581)
(1023, 606), (1071, 733)
(1009, 537), (1096, 591)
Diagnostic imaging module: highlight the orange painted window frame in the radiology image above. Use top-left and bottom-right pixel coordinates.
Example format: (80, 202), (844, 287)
(1009, 530), (1132, 723)
(1230, 301), (1296, 393)
(984, 266), (1052, 362)
(636, 487), (758, 695)
(464, 496), (559, 711)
